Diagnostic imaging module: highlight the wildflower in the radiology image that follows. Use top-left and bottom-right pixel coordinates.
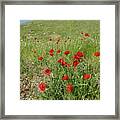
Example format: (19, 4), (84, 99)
(94, 51), (100, 57)
(44, 68), (51, 76)
(38, 82), (46, 92)
(57, 58), (64, 63)
(38, 56), (43, 61)
(66, 84), (73, 93)
(85, 33), (90, 37)
(76, 51), (84, 57)
(62, 75), (69, 80)
(73, 54), (81, 60)
(57, 49), (61, 54)
(73, 60), (79, 67)
(49, 53), (54, 56)
(49, 49), (54, 53)
(83, 74), (91, 80)
(49, 49), (54, 56)
(61, 61), (67, 67)
(73, 51), (84, 60)
(64, 50), (70, 55)
(57, 58), (67, 67)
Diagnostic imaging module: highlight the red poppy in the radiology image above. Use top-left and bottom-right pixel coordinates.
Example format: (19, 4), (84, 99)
(49, 49), (54, 53)
(49, 49), (54, 56)
(44, 68), (51, 76)
(57, 49), (61, 54)
(57, 58), (67, 67)
(66, 84), (73, 93)
(83, 74), (91, 80)
(38, 82), (46, 92)
(73, 51), (84, 60)
(38, 56), (43, 61)
(64, 50), (70, 55)
(94, 51), (100, 57)
(85, 33), (90, 37)
(76, 51), (84, 57)
(73, 54), (81, 60)
(62, 75), (69, 80)
(62, 61), (68, 67)
(49, 53), (54, 56)
(73, 60), (79, 67)
(57, 58), (64, 63)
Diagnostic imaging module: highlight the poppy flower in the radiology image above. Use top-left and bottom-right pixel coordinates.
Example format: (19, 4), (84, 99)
(66, 84), (73, 93)
(94, 51), (100, 57)
(85, 33), (90, 37)
(38, 82), (46, 92)
(57, 58), (64, 63)
(38, 56), (43, 61)
(76, 51), (84, 57)
(83, 74), (91, 80)
(61, 61), (68, 67)
(73, 54), (81, 60)
(57, 49), (61, 54)
(49, 49), (54, 53)
(57, 58), (67, 67)
(44, 68), (51, 76)
(73, 51), (84, 60)
(49, 53), (54, 56)
(64, 50), (70, 55)
(57, 59), (64, 63)
(62, 75), (69, 80)
(73, 60), (79, 67)
(49, 49), (54, 56)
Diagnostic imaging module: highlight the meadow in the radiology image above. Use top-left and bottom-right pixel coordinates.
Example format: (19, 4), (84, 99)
(20, 20), (100, 100)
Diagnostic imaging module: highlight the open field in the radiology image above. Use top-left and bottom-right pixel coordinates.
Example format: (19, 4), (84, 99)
(20, 20), (100, 100)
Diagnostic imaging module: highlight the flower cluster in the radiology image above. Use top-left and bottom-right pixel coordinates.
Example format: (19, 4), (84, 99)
(81, 32), (90, 37)
(36, 48), (100, 93)
(49, 49), (54, 56)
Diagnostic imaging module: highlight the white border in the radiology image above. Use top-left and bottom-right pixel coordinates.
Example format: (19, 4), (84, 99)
(5, 5), (115, 115)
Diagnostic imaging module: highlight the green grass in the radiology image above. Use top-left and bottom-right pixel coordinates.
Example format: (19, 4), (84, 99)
(20, 20), (100, 100)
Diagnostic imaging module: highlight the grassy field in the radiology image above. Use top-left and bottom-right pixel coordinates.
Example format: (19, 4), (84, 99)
(20, 20), (100, 100)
